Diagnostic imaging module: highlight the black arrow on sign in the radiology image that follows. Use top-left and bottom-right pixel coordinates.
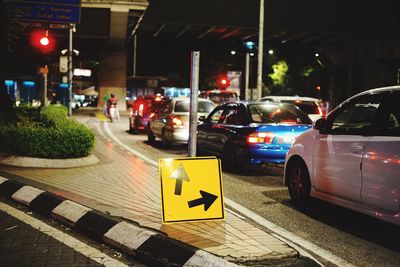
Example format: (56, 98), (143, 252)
(188, 190), (218, 211)
(169, 163), (190, 196)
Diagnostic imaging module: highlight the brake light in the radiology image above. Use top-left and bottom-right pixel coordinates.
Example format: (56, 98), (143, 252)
(318, 106), (323, 116)
(138, 103), (144, 116)
(247, 132), (275, 144)
(171, 116), (184, 128)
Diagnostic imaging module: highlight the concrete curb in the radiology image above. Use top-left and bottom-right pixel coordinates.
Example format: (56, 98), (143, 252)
(0, 154), (99, 168)
(0, 176), (239, 267)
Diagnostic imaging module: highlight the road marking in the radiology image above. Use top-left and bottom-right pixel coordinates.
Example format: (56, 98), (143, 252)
(104, 122), (157, 165)
(225, 198), (355, 267)
(101, 120), (355, 267)
(0, 202), (130, 267)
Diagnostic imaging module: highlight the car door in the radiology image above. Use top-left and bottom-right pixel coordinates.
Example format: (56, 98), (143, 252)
(313, 93), (385, 203)
(197, 105), (226, 155)
(361, 91), (400, 213)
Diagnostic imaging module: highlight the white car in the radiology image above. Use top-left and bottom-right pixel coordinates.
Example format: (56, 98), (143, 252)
(284, 86), (400, 225)
(260, 96), (323, 122)
(147, 97), (215, 146)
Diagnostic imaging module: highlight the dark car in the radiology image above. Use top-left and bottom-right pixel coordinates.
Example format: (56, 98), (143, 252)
(128, 95), (166, 133)
(196, 101), (313, 170)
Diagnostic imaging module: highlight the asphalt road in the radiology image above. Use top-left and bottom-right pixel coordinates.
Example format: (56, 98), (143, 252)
(91, 113), (400, 267)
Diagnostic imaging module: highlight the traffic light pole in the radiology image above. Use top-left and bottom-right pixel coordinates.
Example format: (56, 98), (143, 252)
(68, 24), (74, 117)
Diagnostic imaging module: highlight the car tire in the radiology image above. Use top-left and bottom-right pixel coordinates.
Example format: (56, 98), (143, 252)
(222, 143), (237, 171)
(162, 129), (171, 147)
(129, 118), (134, 133)
(286, 159), (311, 205)
(147, 125), (155, 144)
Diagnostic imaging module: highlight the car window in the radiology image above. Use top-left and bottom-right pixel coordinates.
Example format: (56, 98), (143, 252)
(329, 94), (383, 135)
(198, 101), (216, 113)
(222, 105), (242, 125)
(208, 107), (225, 124)
(174, 100), (215, 113)
(377, 92), (400, 136)
(248, 103), (311, 124)
(281, 100), (319, 114)
(174, 100), (190, 112)
(159, 100), (172, 114)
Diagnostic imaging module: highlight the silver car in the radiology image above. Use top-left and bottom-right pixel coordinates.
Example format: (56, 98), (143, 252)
(147, 97), (215, 146)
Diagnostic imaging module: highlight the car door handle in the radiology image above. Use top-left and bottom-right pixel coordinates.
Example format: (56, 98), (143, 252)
(351, 143), (364, 154)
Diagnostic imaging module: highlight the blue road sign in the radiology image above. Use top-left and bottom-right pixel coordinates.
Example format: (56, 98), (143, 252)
(20, 0), (80, 5)
(9, 1), (81, 24)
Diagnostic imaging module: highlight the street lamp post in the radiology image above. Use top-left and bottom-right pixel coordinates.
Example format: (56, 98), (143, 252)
(68, 24), (75, 117)
(257, 0), (264, 100)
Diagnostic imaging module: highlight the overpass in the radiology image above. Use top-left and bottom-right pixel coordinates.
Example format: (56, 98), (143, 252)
(6, 0), (400, 108)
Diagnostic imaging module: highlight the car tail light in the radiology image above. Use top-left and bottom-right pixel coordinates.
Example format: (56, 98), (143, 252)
(318, 106), (324, 116)
(171, 116), (184, 128)
(247, 132), (275, 144)
(138, 103), (144, 116)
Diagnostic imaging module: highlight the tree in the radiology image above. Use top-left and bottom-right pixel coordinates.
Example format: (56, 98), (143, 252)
(268, 60), (292, 95)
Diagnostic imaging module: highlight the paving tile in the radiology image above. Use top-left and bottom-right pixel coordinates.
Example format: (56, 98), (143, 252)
(1, 118), (295, 260)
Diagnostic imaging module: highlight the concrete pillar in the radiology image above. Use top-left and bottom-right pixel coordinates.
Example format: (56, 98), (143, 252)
(98, 51), (127, 111)
(98, 8), (129, 111)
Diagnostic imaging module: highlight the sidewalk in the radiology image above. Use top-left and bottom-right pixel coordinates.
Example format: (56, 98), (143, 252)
(0, 111), (298, 265)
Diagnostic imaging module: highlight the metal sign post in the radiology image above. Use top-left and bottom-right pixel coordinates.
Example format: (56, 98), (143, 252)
(188, 51), (200, 157)
(68, 24), (74, 117)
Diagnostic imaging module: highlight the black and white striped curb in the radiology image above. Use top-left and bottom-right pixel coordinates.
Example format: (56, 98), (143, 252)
(0, 176), (239, 267)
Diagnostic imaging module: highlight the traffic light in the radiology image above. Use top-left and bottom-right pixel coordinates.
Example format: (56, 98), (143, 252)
(30, 30), (55, 54)
(217, 74), (230, 90)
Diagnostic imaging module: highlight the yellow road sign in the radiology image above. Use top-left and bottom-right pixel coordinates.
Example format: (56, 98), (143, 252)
(159, 157), (225, 224)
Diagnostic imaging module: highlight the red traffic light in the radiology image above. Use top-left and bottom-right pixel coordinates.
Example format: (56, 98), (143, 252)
(217, 74), (230, 89)
(40, 36), (49, 46)
(31, 30), (55, 53)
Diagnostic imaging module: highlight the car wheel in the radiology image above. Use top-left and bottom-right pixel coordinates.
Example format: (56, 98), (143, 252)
(129, 118), (134, 133)
(147, 125), (155, 143)
(162, 129), (171, 147)
(133, 119), (140, 134)
(222, 143), (237, 171)
(287, 159), (311, 204)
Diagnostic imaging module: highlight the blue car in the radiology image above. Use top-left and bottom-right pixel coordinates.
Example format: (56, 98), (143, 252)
(197, 101), (313, 170)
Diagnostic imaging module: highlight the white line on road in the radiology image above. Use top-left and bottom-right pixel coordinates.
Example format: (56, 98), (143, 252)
(0, 202), (133, 267)
(102, 121), (355, 267)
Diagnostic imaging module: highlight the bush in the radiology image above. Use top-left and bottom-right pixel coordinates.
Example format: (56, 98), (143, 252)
(0, 105), (95, 159)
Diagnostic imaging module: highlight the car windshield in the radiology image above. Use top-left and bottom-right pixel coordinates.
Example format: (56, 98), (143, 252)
(174, 100), (215, 113)
(208, 93), (238, 103)
(280, 100), (319, 115)
(248, 103), (312, 124)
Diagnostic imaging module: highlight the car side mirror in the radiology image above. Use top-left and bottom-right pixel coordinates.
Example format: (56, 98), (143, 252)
(313, 117), (327, 133)
(198, 115), (206, 122)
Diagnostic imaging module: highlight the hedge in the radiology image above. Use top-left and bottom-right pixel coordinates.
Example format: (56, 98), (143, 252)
(0, 105), (95, 159)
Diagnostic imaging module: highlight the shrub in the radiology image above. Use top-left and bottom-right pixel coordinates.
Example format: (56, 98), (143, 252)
(0, 105), (95, 159)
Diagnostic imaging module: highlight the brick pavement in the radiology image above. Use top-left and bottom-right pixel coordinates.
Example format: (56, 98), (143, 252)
(0, 112), (298, 265)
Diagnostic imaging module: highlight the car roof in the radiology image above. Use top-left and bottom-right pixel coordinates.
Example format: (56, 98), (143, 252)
(170, 97), (215, 103)
(260, 96), (319, 102)
(220, 100), (300, 108)
(330, 85), (400, 112)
